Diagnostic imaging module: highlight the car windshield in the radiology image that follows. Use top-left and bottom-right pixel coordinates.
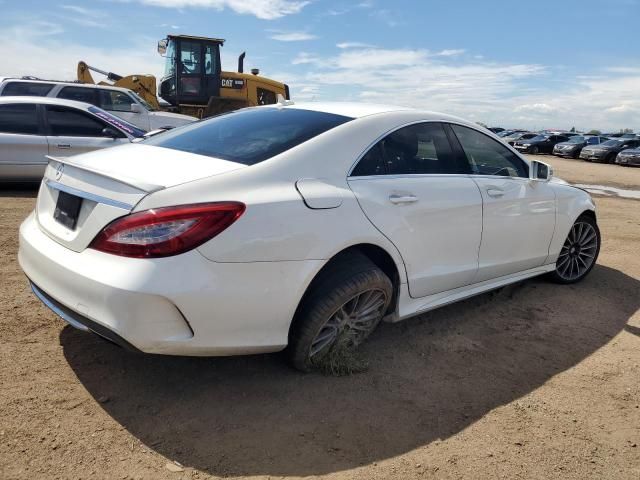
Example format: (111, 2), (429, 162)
(530, 135), (547, 142)
(601, 139), (624, 147)
(144, 107), (354, 165)
(87, 106), (146, 138)
(129, 92), (157, 111)
(567, 136), (585, 143)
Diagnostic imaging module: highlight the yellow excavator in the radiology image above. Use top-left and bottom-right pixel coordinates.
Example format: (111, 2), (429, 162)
(77, 34), (290, 118)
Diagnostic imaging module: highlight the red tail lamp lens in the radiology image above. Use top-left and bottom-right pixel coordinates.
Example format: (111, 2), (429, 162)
(89, 202), (245, 258)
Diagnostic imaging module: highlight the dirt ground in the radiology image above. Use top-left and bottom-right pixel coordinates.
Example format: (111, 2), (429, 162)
(1, 155), (638, 480)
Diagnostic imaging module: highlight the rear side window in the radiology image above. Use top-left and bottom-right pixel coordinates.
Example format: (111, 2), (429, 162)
(145, 108), (353, 165)
(46, 105), (114, 137)
(0, 104), (39, 134)
(451, 124), (528, 178)
(57, 86), (97, 105)
(352, 122), (467, 176)
(1, 82), (54, 97)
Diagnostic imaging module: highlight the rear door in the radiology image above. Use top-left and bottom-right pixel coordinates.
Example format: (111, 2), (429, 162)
(448, 123), (556, 282)
(0, 103), (49, 180)
(44, 104), (128, 157)
(348, 121), (483, 298)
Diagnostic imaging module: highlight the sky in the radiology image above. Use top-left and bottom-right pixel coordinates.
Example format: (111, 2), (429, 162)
(1, 0), (639, 131)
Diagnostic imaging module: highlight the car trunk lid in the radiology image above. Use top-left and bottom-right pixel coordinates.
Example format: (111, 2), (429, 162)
(36, 144), (246, 252)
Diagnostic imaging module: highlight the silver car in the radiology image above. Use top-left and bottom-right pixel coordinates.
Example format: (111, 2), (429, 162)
(0, 97), (145, 181)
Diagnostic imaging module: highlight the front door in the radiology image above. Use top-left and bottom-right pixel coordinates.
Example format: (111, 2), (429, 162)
(448, 123), (556, 282)
(44, 105), (127, 158)
(347, 122), (483, 298)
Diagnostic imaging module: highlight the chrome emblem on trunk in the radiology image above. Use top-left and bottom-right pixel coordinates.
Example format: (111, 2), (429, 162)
(55, 163), (64, 180)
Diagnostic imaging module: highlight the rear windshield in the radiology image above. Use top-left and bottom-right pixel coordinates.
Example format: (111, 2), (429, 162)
(144, 107), (353, 165)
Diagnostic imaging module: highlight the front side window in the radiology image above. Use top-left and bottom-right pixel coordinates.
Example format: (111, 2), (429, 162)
(98, 90), (135, 112)
(46, 105), (112, 137)
(57, 86), (97, 105)
(145, 107), (352, 165)
(1, 82), (54, 97)
(352, 122), (465, 176)
(180, 41), (202, 74)
(451, 124), (528, 178)
(0, 104), (39, 134)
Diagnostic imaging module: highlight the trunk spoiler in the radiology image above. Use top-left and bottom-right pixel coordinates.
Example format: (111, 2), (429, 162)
(46, 155), (165, 193)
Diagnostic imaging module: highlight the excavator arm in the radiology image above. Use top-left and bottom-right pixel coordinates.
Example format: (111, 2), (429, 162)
(77, 61), (160, 110)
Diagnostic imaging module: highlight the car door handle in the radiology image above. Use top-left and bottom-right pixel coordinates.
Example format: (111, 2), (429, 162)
(56, 144), (71, 149)
(389, 194), (418, 204)
(486, 188), (505, 198)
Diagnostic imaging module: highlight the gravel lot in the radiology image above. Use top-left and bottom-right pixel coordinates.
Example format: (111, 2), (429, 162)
(1, 155), (639, 480)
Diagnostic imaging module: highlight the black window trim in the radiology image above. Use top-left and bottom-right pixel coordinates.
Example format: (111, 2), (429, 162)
(348, 120), (472, 178)
(444, 121), (531, 179)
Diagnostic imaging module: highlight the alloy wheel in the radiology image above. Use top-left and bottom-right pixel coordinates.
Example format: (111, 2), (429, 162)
(309, 289), (388, 358)
(556, 221), (598, 281)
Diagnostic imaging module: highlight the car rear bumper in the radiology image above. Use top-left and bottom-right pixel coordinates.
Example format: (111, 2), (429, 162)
(19, 211), (323, 356)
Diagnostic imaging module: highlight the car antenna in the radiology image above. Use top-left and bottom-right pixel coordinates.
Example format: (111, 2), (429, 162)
(277, 94), (294, 107)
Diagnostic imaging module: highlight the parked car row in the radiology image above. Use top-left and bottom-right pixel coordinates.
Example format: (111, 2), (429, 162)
(493, 126), (640, 167)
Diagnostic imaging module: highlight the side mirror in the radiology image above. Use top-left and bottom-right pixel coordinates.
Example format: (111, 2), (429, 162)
(530, 160), (552, 181)
(157, 39), (168, 56)
(102, 127), (120, 139)
(130, 103), (143, 114)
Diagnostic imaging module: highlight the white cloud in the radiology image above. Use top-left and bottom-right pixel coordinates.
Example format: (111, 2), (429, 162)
(130, 0), (309, 19)
(269, 31), (317, 42)
(336, 42), (376, 49)
(436, 49), (465, 57)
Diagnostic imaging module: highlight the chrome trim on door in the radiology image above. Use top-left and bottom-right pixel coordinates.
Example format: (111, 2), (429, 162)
(45, 179), (133, 210)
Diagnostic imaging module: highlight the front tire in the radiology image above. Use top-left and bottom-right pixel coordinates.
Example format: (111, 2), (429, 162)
(288, 253), (392, 372)
(607, 153), (617, 164)
(531, 146), (539, 155)
(548, 215), (600, 284)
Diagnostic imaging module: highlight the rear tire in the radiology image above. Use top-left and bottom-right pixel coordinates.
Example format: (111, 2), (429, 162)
(288, 252), (392, 372)
(548, 214), (600, 284)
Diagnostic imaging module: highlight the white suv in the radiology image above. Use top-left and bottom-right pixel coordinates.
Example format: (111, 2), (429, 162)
(0, 79), (197, 131)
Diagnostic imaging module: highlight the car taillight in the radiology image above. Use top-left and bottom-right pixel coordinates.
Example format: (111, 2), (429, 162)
(89, 202), (245, 258)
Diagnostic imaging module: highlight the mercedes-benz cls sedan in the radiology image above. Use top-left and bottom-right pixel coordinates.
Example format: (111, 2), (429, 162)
(19, 103), (601, 371)
(580, 138), (640, 163)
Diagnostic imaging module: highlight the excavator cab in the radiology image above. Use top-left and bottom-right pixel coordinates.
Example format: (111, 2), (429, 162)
(158, 35), (223, 106)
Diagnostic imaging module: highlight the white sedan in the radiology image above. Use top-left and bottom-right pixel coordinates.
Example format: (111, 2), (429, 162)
(18, 102), (601, 371)
(0, 97), (146, 181)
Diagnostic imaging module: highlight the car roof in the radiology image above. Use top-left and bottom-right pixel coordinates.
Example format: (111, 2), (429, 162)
(267, 101), (413, 118)
(0, 77), (133, 94)
(0, 95), (95, 111)
(261, 101), (485, 128)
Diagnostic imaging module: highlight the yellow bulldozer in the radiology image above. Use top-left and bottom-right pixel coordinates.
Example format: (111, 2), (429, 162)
(77, 34), (290, 119)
